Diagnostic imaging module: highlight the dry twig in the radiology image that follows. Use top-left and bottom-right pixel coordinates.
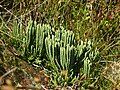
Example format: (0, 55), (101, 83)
(0, 67), (17, 86)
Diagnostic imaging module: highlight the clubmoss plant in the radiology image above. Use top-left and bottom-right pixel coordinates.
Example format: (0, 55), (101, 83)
(11, 19), (51, 65)
(45, 26), (100, 87)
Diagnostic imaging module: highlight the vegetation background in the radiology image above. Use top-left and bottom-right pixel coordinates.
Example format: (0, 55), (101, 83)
(0, 0), (120, 90)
